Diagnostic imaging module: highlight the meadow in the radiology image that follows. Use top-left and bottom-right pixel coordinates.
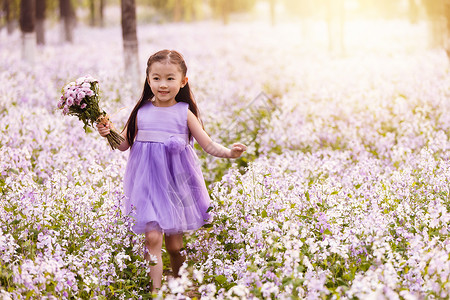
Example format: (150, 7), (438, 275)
(0, 18), (449, 299)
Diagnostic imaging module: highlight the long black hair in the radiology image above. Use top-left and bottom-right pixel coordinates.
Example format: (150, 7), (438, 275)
(124, 50), (203, 147)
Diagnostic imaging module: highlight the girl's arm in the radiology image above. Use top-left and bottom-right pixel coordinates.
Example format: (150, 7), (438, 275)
(96, 122), (130, 151)
(187, 110), (246, 158)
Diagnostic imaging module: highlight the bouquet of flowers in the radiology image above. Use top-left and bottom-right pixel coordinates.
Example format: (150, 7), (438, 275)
(57, 75), (125, 149)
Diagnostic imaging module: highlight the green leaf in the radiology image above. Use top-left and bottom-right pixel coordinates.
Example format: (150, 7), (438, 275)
(10, 219), (21, 226)
(9, 168), (19, 175)
(215, 275), (227, 285)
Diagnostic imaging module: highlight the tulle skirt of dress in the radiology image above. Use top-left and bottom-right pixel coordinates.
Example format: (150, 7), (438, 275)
(123, 141), (211, 235)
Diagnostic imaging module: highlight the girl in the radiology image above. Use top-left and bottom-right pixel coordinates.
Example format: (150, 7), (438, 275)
(97, 49), (246, 291)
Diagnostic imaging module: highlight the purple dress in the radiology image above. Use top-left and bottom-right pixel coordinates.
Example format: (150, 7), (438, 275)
(123, 101), (211, 235)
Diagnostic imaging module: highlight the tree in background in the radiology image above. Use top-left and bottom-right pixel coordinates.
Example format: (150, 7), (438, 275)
(283, 0), (314, 40)
(284, 0), (345, 55)
(146, 0), (203, 23)
(422, 0), (449, 51)
(20, 0), (36, 63)
(269, 0), (275, 26)
(59, 0), (74, 43)
(3, 0), (19, 34)
(408, 0), (419, 24)
(89, 0), (105, 27)
(36, 0), (45, 45)
(325, 0), (345, 56)
(446, 1), (450, 57)
(210, 0), (256, 24)
(121, 0), (140, 88)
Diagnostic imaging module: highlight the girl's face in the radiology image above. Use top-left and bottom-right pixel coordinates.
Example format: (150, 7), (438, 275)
(148, 61), (188, 107)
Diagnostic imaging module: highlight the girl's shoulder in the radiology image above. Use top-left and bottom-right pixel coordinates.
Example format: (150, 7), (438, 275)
(177, 101), (189, 108)
(176, 101), (189, 114)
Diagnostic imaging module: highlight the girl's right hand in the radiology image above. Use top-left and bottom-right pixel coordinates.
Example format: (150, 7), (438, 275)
(96, 122), (111, 137)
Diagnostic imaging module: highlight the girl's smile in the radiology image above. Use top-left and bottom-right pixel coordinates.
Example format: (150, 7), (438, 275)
(148, 62), (188, 107)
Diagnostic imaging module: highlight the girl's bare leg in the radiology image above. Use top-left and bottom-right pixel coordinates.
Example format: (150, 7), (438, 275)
(164, 233), (185, 277)
(144, 230), (163, 291)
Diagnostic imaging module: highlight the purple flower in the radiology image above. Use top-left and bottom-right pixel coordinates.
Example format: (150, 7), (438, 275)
(164, 136), (186, 154)
(62, 105), (69, 115)
(66, 97), (74, 106)
(66, 90), (76, 99)
(80, 103), (87, 109)
(77, 91), (86, 100)
(57, 100), (64, 109)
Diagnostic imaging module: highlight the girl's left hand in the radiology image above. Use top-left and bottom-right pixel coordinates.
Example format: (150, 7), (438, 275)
(230, 143), (247, 158)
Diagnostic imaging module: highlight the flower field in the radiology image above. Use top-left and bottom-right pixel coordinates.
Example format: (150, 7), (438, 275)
(1, 19), (449, 299)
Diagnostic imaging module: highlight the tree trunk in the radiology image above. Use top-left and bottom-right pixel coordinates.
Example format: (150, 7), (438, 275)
(121, 0), (140, 89)
(325, 0), (345, 57)
(408, 0), (419, 24)
(89, 0), (95, 26)
(423, 0), (446, 48)
(89, 0), (104, 27)
(445, 0), (450, 58)
(36, 0), (45, 45)
(269, 0), (275, 26)
(174, 0), (182, 22)
(5, 0), (16, 34)
(222, 0), (229, 25)
(3, 0), (9, 32)
(20, 0), (36, 64)
(59, 0), (73, 43)
(100, 0), (105, 26)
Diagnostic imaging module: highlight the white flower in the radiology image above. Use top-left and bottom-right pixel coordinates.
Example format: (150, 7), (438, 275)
(63, 81), (75, 92)
(193, 268), (204, 284)
(76, 77), (86, 85)
(168, 277), (185, 294)
(114, 252), (130, 271)
(227, 284), (250, 298)
(0, 290), (12, 300)
(83, 75), (97, 83)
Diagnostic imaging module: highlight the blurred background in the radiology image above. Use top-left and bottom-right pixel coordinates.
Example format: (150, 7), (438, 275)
(2, 1), (450, 75)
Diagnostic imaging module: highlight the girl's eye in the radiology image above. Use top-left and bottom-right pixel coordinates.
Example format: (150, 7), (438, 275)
(152, 77), (159, 80)
(168, 77), (175, 80)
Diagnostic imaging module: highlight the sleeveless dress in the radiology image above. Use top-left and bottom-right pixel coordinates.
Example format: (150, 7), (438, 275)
(123, 101), (211, 235)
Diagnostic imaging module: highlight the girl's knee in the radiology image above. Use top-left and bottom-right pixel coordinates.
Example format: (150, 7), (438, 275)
(145, 230), (163, 248)
(165, 235), (184, 256)
(166, 243), (182, 256)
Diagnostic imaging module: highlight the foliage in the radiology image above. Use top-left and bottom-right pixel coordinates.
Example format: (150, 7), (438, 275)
(187, 149), (449, 298)
(197, 92), (280, 187)
(144, 0), (204, 22)
(1, 20), (449, 299)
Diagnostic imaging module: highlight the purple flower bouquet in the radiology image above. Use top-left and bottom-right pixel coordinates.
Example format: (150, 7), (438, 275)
(57, 75), (125, 149)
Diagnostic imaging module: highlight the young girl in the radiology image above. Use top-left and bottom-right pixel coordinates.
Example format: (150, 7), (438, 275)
(97, 49), (246, 291)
